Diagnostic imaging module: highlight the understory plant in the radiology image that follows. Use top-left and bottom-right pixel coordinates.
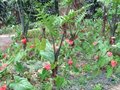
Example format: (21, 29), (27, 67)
(0, 0), (120, 90)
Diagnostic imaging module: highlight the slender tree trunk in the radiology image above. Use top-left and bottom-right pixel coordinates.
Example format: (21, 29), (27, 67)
(18, 0), (26, 37)
(17, 0), (27, 50)
(54, 0), (59, 15)
(109, 3), (118, 45)
(112, 4), (118, 37)
(102, 5), (107, 35)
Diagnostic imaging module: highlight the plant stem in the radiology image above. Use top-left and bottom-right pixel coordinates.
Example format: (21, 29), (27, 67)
(52, 34), (64, 77)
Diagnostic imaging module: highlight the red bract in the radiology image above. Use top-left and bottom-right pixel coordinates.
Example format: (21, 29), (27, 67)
(44, 64), (51, 70)
(107, 51), (113, 57)
(65, 39), (74, 45)
(21, 38), (27, 44)
(0, 84), (7, 90)
(68, 59), (73, 66)
(111, 60), (117, 68)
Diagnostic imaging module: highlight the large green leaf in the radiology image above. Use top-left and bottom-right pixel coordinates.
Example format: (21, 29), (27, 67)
(40, 40), (54, 62)
(40, 38), (46, 50)
(14, 50), (26, 62)
(35, 38), (46, 51)
(9, 76), (35, 90)
(15, 62), (24, 72)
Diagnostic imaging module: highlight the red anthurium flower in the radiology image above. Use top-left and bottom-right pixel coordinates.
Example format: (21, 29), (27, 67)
(0, 84), (7, 90)
(65, 39), (74, 45)
(21, 38), (27, 44)
(30, 45), (35, 48)
(68, 59), (73, 66)
(44, 64), (51, 70)
(111, 60), (117, 68)
(107, 51), (113, 57)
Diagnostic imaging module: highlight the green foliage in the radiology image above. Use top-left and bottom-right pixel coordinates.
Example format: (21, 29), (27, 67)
(15, 62), (24, 73)
(39, 69), (50, 81)
(40, 38), (46, 50)
(14, 50), (26, 62)
(93, 84), (102, 90)
(60, 0), (73, 6)
(9, 76), (35, 90)
(44, 82), (52, 90)
(1, 0), (120, 89)
(40, 40), (54, 63)
(106, 65), (113, 78)
(55, 76), (66, 89)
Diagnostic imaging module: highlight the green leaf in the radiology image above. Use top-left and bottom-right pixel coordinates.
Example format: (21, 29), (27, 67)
(93, 84), (102, 90)
(35, 38), (41, 50)
(112, 0), (120, 3)
(40, 40), (54, 62)
(14, 50), (26, 62)
(116, 65), (120, 73)
(106, 65), (113, 78)
(39, 69), (50, 80)
(83, 64), (91, 72)
(75, 12), (86, 27)
(55, 76), (65, 89)
(73, 65), (79, 72)
(40, 38), (46, 50)
(44, 83), (52, 90)
(9, 76), (35, 90)
(98, 57), (109, 67)
(15, 62), (24, 72)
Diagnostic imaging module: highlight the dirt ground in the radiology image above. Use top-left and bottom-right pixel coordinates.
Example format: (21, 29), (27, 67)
(110, 84), (120, 90)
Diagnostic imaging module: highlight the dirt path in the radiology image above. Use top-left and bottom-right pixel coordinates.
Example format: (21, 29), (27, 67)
(110, 84), (120, 90)
(0, 34), (15, 51)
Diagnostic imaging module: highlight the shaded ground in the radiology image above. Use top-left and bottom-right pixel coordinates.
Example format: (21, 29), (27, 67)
(61, 72), (120, 90)
(110, 84), (120, 90)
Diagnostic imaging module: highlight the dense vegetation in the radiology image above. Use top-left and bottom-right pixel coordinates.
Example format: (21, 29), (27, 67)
(0, 0), (120, 90)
